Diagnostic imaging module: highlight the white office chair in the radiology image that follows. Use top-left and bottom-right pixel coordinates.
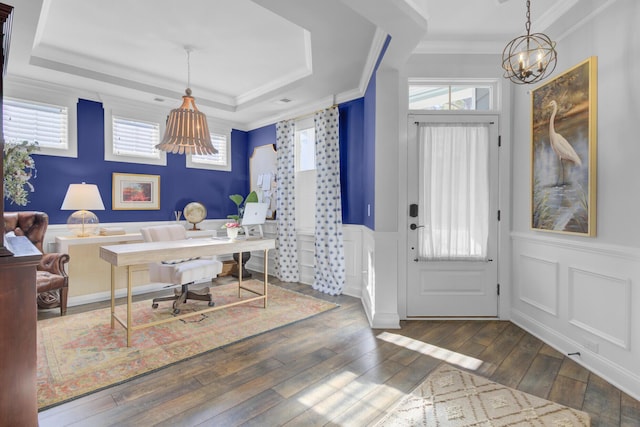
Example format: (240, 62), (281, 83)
(140, 224), (222, 314)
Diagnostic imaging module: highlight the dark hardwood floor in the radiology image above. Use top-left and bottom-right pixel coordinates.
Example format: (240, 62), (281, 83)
(38, 276), (639, 426)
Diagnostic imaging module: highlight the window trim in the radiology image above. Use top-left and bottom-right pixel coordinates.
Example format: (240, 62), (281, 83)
(186, 121), (232, 172)
(103, 96), (167, 166)
(4, 78), (78, 158)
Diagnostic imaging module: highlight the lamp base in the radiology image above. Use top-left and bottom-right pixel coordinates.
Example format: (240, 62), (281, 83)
(67, 210), (100, 237)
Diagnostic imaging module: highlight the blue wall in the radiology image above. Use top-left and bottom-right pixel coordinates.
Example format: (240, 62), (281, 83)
(7, 95), (376, 227)
(6, 99), (250, 224)
(247, 124), (276, 157)
(246, 101), (368, 225)
(339, 99), (365, 224)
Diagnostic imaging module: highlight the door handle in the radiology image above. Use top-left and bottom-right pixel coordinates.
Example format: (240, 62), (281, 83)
(410, 224), (424, 230)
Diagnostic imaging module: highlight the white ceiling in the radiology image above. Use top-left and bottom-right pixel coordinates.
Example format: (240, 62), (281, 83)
(7, 0), (589, 131)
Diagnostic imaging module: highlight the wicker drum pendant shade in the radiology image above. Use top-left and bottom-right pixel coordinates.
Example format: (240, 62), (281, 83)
(157, 48), (217, 156)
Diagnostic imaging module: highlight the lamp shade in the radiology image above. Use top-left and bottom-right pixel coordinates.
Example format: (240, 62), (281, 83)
(61, 183), (105, 210)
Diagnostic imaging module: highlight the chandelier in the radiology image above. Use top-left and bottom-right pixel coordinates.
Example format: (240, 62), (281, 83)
(501, 0), (557, 85)
(157, 49), (217, 155)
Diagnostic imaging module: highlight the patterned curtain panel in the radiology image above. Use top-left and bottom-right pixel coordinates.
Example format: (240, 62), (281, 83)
(275, 120), (299, 282)
(313, 107), (345, 295)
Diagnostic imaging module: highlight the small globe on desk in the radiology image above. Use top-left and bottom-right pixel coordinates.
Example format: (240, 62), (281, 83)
(183, 202), (206, 230)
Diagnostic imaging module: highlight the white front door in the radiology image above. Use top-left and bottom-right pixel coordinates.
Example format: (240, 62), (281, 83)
(407, 114), (500, 317)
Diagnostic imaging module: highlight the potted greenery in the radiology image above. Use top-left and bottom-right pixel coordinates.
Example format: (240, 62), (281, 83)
(227, 190), (259, 222)
(3, 141), (38, 206)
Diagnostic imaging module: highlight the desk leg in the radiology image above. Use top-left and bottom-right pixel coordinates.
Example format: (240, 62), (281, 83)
(126, 266), (133, 347)
(110, 265), (116, 328)
(237, 251), (243, 298)
(263, 249), (268, 308)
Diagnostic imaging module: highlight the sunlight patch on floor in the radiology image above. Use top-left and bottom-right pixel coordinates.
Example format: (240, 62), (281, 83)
(376, 332), (483, 370)
(294, 370), (406, 423)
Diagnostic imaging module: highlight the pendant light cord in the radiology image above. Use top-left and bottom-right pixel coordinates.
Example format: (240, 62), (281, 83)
(186, 48), (191, 90)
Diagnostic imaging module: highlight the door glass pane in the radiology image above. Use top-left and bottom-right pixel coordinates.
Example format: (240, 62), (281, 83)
(410, 84), (493, 110)
(417, 123), (490, 260)
(409, 86), (449, 110)
(451, 86), (492, 110)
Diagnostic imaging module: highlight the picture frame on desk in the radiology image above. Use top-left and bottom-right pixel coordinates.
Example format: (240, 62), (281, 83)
(112, 173), (160, 210)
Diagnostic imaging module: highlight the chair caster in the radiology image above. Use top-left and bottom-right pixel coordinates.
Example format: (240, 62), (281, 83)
(172, 308), (181, 315)
(208, 301), (215, 307)
(152, 303), (158, 309)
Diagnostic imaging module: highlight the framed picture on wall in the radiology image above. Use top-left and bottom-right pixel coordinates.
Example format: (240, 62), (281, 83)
(530, 56), (597, 236)
(112, 173), (160, 210)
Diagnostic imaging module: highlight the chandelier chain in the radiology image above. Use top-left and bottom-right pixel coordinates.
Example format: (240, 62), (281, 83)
(525, 0), (531, 36)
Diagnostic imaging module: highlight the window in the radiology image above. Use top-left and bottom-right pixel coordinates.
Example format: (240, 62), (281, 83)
(186, 127), (231, 171)
(409, 79), (497, 111)
(4, 80), (78, 158)
(111, 116), (160, 159)
(295, 117), (315, 172)
(103, 96), (166, 166)
(295, 117), (316, 231)
(3, 96), (76, 157)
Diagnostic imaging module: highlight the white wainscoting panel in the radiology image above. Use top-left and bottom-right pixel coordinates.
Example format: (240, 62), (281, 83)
(511, 232), (640, 401)
(296, 232), (315, 285)
(519, 254), (559, 316)
(568, 267), (631, 350)
(342, 225), (363, 297)
(360, 227), (376, 325)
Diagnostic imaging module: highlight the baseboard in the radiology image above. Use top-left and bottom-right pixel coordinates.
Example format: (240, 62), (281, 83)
(359, 286), (401, 329)
(370, 312), (401, 329)
(67, 280), (213, 307)
(67, 282), (162, 307)
(511, 309), (640, 401)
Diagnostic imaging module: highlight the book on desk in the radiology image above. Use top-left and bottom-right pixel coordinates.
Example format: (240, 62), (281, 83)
(99, 227), (126, 236)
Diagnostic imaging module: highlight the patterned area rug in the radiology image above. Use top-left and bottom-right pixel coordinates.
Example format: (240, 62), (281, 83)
(37, 281), (337, 410)
(377, 364), (590, 426)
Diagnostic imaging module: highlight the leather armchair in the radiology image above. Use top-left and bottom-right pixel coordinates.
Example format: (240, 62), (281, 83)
(4, 211), (70, 315)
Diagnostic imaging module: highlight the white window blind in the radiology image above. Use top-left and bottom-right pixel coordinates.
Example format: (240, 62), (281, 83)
(190, 132), (228, 166)
(3, 97), (68, 149)
(112, 116), (160, 159)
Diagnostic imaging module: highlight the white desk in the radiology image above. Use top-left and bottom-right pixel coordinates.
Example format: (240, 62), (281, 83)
(99, 237), (276, 346)
(56, 230), (215, 301)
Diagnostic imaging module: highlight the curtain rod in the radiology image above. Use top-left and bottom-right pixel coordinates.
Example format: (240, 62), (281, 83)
(286, 103), (339, 123)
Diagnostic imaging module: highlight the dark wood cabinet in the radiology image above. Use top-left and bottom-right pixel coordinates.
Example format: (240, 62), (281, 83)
(0, 4), (41, 426)
(0, 239), (40, 426)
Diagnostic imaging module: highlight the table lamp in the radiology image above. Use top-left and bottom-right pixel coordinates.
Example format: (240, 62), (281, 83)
(61, 182), (105, 237)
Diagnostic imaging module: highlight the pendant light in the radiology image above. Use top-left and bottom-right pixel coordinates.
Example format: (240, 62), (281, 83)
(157, 48), (217, 155)
(501, 0), (557, 85)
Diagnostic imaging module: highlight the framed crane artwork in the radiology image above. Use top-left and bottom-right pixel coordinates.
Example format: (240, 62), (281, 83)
(530, 56), (597, 236)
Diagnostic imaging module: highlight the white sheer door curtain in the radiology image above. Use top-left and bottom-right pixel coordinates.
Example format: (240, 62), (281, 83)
(417, 123), (490, 261)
